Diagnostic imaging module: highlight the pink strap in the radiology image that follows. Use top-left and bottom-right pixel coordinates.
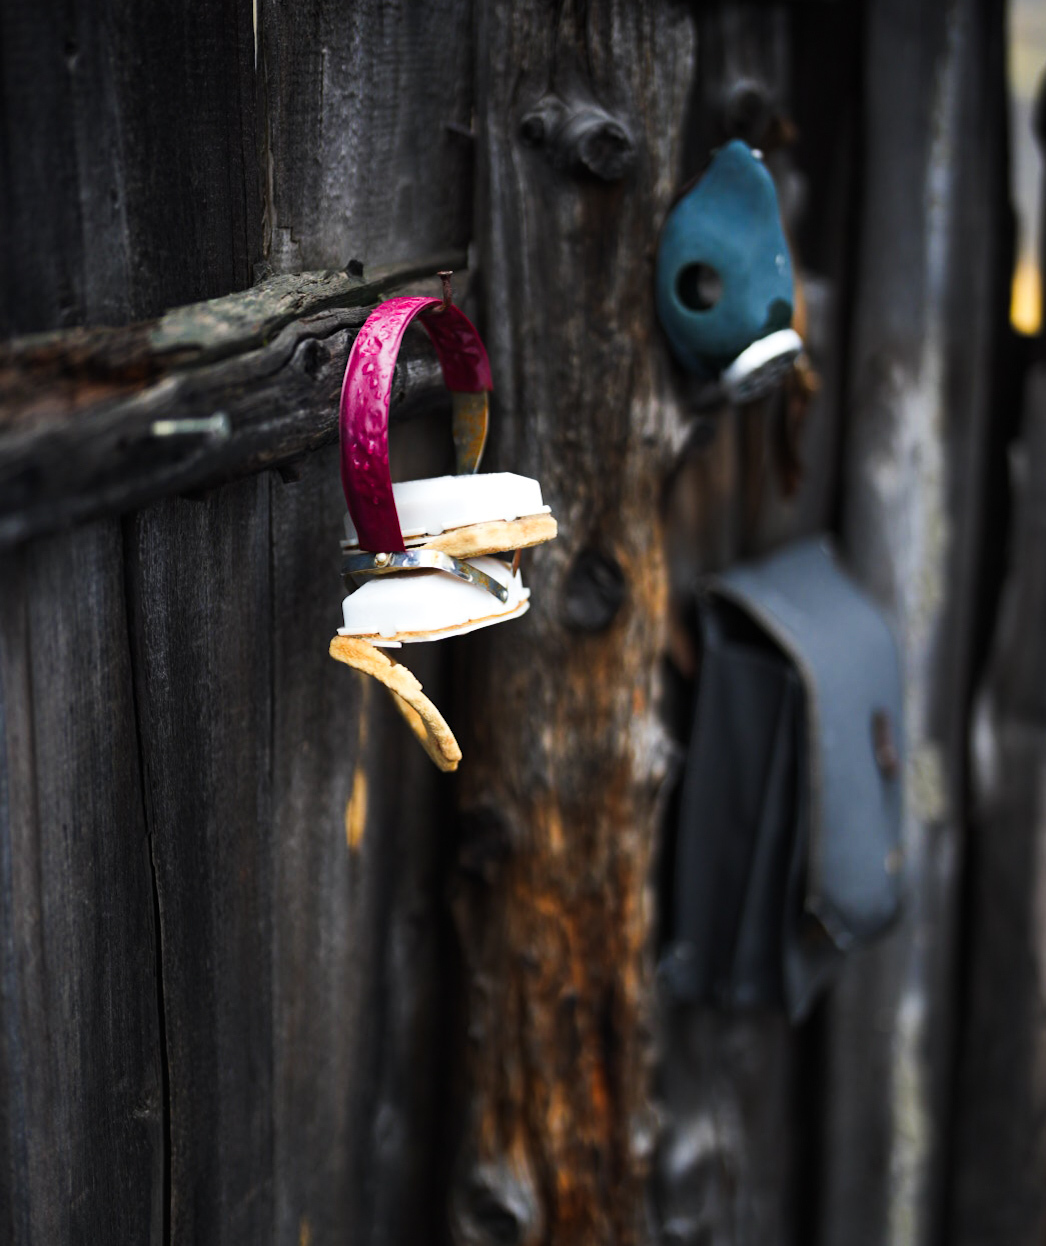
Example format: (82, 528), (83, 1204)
(339, 297), (492, 552)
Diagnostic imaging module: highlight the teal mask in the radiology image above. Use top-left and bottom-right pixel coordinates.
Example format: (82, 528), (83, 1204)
(656, 140), (800, 399)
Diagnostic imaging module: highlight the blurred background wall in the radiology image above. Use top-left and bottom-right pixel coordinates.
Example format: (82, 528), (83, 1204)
(0, 2), (1041, 1244)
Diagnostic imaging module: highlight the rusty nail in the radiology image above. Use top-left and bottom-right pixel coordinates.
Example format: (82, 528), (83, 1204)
(437, 270), (454, 311)
(511, 548), (522, 576)
(872, 709), (899, 779)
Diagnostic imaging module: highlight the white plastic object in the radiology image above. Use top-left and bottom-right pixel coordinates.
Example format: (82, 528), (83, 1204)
(339, 555), (530, 646)
(342, 471), (551, 548)
(721, 328), (803, 404)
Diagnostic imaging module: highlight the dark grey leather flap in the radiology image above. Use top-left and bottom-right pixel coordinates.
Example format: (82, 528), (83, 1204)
(663, 618), (801, 1009)
(713, 536), (904, 949)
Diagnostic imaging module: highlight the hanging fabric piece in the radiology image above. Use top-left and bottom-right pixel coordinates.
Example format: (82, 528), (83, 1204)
(661, 537), (904, 1021)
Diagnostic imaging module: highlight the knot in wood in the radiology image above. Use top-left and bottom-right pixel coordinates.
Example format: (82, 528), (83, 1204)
(561, 108), (635, 180)
(561, 547), (626, 632)
(520, 93), (636, 182)
(721, 79), (775, 147)
(457, 805), (515, 882)
(297, 337), (330, 378)
(452, 1159), (543, 1246)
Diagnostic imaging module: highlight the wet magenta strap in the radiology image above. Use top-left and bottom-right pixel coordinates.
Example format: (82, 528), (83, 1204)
(339, 297), (492, 552)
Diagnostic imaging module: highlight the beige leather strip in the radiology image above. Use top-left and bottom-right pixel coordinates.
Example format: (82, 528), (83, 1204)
(329, 635), (462, 772)
(419, 512), (558, 558)
(342, 512), (558, 560)
(338, 597), (529, 646)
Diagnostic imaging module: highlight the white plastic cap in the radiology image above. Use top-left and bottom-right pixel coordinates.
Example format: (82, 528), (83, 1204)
(339, 555), (531, 645)
(721, 328), (803, 404)
(343, 471), (550, 547)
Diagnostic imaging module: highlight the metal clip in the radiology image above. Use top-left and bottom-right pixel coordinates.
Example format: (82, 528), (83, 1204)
(341, 548), (509, 603)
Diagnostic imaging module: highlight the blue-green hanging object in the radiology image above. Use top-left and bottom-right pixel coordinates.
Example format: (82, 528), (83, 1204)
(656, 139), (802, 402)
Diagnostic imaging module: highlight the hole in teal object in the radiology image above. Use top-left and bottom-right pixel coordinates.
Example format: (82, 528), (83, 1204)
(676, 263), (723, 312)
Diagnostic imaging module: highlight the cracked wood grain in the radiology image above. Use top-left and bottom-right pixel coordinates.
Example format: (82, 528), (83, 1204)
(823, 2), (1010, 1243)
(949, 368), (1046, 1246)
(0, 521), (164, 1243)
(0, 0), (259, 335)
(449, 5), (695, 1244)
(0, 254), (465, 546)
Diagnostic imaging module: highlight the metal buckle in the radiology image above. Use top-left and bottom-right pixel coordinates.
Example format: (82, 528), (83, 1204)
(341, 549), (510, 603)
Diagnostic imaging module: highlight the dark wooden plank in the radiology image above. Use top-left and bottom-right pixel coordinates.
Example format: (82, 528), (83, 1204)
(656, 5), (863, 1242)
(251, 5), (478, 1238)
(947, 43), (1046, 1241)
(338, 679), (452, 1246)
(268, 446), (361, 1245)
(268, 443), (453, 1244)
(0, 0), (259, 336)
(0, 256), (463, 547)
(124, 477), (275, 1244)
(451, 5), (696, 1243)
(0, 520), (163, 1243)
(3, 3), (478, 1243)
(108, 0), (261, 317)
(948, 368), (1046, 1246)
(821, 0), (1011, 1242)
(657, 1009), (797, 1246)
(0, 0), (97, 334)
(258, 0), (474, 273)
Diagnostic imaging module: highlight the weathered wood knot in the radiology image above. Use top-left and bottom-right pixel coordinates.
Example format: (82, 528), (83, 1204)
(520, 93), (635, 182)
(721, 79), (774, 147)
(297, 337), (330, 378)
(452, 1159), (542, 1246)
(719, 79), (796, 155)
(457, 805), (515, 883)
(561, 547), (627, 632)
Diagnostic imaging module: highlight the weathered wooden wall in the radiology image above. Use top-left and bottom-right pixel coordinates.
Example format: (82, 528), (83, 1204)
(656, 5), (861, 1244)
(0, 0), (1023, 1244)
(824, 4), (1009, 1244)
(949, 364), (1046, 1246)
(450, 6), (693, 1244)
(0, 0), (259, 334)
(1, 2), (472, 1242)
(947, 73), (1046, 1246)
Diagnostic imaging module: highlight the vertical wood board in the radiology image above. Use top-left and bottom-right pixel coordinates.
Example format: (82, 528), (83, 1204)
(823, 2), (1009, 1244)
(0, 0), (260, 334)
(949, 369), (1046, 1246)
(258, 0), (474, 274)
(269, 443), (453, 1245)
(0, 520), (164, 1244)
(453, 5), (695, 1243)
(125, 478), (275, 1245)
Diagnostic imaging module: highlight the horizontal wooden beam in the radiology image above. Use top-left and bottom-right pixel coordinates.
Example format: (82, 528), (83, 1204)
(0, 252), (466, 546)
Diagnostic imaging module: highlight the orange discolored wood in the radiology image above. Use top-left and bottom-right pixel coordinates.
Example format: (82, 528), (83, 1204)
(448, 5), (696, 1243)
